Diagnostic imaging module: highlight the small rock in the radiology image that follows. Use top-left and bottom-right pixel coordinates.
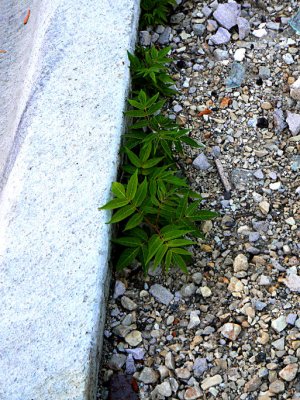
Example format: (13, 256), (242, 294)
(184, 386), (202, 399)
(283, 53), (294, 65)
(269, 380), (285, 394)
(209, 27), (231, 45)
(272, 337), (285, 351)
(279, 364), (298, 382)
(233, 254), (249, 272)
(290, 77), (300, 100)
(193, 153), (211, 170)
(125, 348), (145, 360)
(274, 108), (287, 133)
(192, 272), (203, 285)
(157, 381), (172, 397)
(220, 323), (241, 341)
(258, 275), (272, 285)
(284, 274), (300, 293)
(286, 313), (297, 325)
(139, 31), (151, 46)
(228, 277), (244, 295)
(125, 330), (142, 347)
(113, 280), (126, 299)
(200, 286), (212, 297)
(259, 201), (270, 215)
(193, 357), (208, 377)
(108, 354), (127, 370)
(165, 352), (175, 370)
(285, 217), (296, 226)
(138, 367), (159, 384)
(207, 19), (218, 32)
(269, 181), (281, 190)
(121, 296), (137, 311)
(244, 376), (262, 392)
(254, 169), (264, 179)
(237, 17), (250, 40)
(175, 367), (191, 380)
(170, 12), (185, 24)
(158, 26), (171, 45)
(181, 283), (197, 297)
(261, 101), (272, 110)
(254, 300), (267, 311)
(252, 28), (267, 38)
(234, 48), (246, 61)
(125, 354), (136, 374)
(149, 284), (174, 305)
(188, 310), (201, 329)
(259, 66), (271, 79)
(287, 111), (300, 135)
(201, 374), (223, 390)
(271, 316), (287, 333)
(193, 23), (205, 36)
(214, 49), (229, 61)
(213, 2), (241, 30)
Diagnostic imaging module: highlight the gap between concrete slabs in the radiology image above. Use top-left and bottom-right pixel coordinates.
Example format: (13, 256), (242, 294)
(0, 0), (139, 398)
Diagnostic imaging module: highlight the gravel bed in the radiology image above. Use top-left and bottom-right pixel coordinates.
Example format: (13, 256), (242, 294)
(98, 1), (300, 399)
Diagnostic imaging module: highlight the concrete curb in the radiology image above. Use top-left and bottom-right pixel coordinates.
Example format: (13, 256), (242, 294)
(0, 0), (139, 398)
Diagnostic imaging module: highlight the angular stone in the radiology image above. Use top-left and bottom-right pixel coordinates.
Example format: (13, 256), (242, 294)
(221, 323), (241, 341)
(108, 353), (127, 370)
(201, 374), (223, 390)
(113, 280), (126, 299)
(121, 296), (137, 311)
(181, 283), (197, 297)
(157, 381), (172, 397)
(125, 330), (142, 347)
(259, 201), (270, 215)
(158, 26), (171, 45)
(290, 77), (300, 100)
(237, 17), (250, 40)
(272, 337), (285, 350)
(244, 376), (262, 392)
(125, 347), (145, 360)
(149, 284), (174, 305)
(138, 367), (159, 384)
(214, 49), (229, 61)
(193, 357), (208, 377)
(228, 277), (244, 295)
(139, 31), (151, 46)
(188, 310), (201, 330)
(271, 316), (287, 333)
(125, 354), (136, 374)
(193, 153), (211, 170)
(165, 352), (175, 370)
(269, 380), (285, 394)
(286, 111), (300, 135)
(184, 386), (202, 399)
(259, 66), (271, 79)
(234, 48), (246, 61)
(209, 27), (231, 45)
(233, 254), (249, 272)
(274, 108), (287, 133)
(279, 364), (298, 382)
(193, 23), (205, 36)
(175, 367), (191, 380)
(284, 274), (300, 293)
(213, 2), (241, 30)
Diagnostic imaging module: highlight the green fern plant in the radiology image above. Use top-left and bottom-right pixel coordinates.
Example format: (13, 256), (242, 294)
(128, 46), (176, 97)
(140, 0), (177, 28)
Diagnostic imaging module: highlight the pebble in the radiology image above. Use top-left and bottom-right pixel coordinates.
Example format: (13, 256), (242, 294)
(259, 66), (271, 79)
(213, 2), (241, 30)
(290, 77), (300, 100)
(201, 374), (223, 390)
(181, 283), (197, 297)
(188, 310), (201, 329)
(259, 200), (270, 215)
(279, 364), (298, 382)
(220, 323), (241, 341)
(200, 286), (212, 297)
(125, 330), (142, 347)
(244, 376), (262, 392)
(121, 296), (137, 311)
(193, 23), (205, 36)
(113, 280), (126, 298)
(184, 386), (202, 399)
(237, 17), (250, 40)
(269, 380), (285, 394)
(271, 316), (287, 333)
(157, 381), (172, 397)
(139, 31), (151, 46)
(234, 48), (246, 61)
(138, 367), (159, 384)
(193, 357), (208, 377)
(214, 49), (229, 61)
(283, 53), (294, 65)
(209, 28), (231, 45)
(287, 112), (300, 136)
(108, 353), (127, 370)
(233, 254), (249, 272)
(165, 352), (175, 370)
(269, 181), (281, 190)
(252, 28), (267, 38)
(284, 274), (300, 293)
(193, 153), (211, 170)
(272, 337), (285, 351)
(125, 347), (145, 360)
(149, 284), (174, 305)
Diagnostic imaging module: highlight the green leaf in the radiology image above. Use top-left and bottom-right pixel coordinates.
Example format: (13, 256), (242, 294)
(116, 247), (140, 271)
(111, 182), (126, 198)
(139, 142), (152, 163)
(133, 178), (148, 207)
(125, 109), (147, 118)
(153, 244), (168, 269)
(172, 253), (188, 273)
(108, 204), (136, 223)
(180, 136), (202, 147)
(167, 239), (195, 247)
(146, 234), (163, 264)
(128, 227), (148, 241)
(161, 228), (193, 241)
(124, 212), (144, 231)
(126, 170), (138, 200)
(142, 157), (164, 168)
(192, 210), (219, 221)
(124, 147), (142, 168)
(99, 198), (129, 210)
(165, 249), (172, 272)
(170, 247), (192, 256)
(113, 236), (142, 247)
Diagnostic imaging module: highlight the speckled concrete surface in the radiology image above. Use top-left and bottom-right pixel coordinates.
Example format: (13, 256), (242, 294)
(0, 0), (139, 398)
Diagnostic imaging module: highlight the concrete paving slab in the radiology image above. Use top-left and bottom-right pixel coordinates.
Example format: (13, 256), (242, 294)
(0, 0), (139, 398)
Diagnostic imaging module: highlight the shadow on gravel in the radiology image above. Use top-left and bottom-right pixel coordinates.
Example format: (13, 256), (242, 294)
(108, 373), (139, 400)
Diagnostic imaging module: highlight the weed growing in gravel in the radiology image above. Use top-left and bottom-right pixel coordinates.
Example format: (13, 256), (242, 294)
(100, 42), (217, 275)
(140, 0), (176, 28)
